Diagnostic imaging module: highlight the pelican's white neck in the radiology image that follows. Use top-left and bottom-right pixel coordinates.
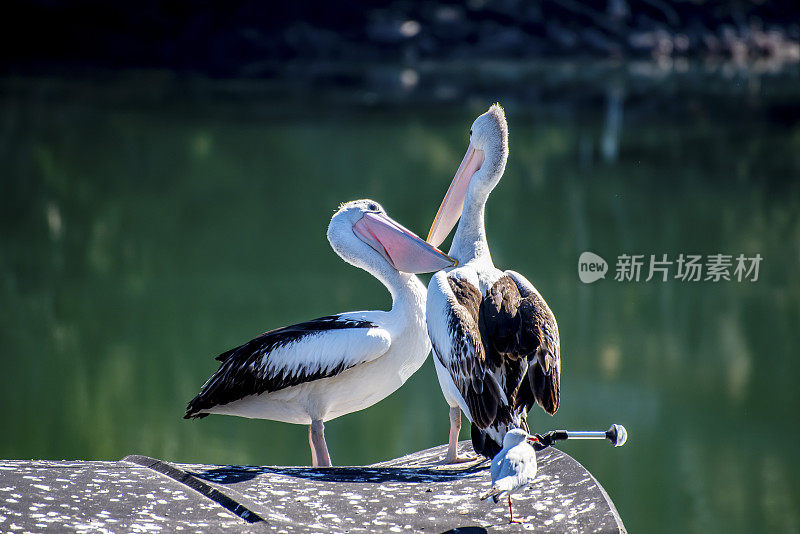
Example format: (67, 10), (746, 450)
(347, 240), (426, 315)
(447, 147), (506, 265)
(372, 260), (425, 311)
(445, 104), (508, 265)
(448, 191), (491, 264)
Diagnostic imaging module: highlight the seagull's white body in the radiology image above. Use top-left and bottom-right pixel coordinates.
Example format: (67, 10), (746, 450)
(185, 200), (455, 466)
(487, 431), (538, 500)
(481, 429), (539, 523)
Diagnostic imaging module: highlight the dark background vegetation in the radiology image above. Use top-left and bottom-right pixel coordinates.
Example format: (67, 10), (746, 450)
(2, 0), (799, 75)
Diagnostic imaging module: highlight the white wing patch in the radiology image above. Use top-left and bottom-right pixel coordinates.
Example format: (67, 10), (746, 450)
(251, 325), (391, 385)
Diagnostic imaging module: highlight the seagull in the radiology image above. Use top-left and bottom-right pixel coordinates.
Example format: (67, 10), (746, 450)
(184, 199), (455, 467)
(480, 428), (539, 524)
(426, 104), (561, 463)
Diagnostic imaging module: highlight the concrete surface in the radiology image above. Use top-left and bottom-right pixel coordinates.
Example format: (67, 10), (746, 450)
(0, 441), (625, 533)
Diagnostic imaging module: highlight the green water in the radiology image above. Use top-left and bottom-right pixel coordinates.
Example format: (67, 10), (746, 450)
(1, 70), (799, 533)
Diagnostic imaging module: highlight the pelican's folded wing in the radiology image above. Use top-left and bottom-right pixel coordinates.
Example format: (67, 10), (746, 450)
(504, 270), (561, 415)
(427, 271), (504, 429)
(184, 314), (391, 418)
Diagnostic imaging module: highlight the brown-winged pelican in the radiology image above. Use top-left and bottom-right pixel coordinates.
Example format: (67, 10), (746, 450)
(426, 104), (561, 463)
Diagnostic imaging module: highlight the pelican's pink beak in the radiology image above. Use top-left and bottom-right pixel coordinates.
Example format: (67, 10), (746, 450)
(427, 142), (485, 247)
(354, 212), (457, 273)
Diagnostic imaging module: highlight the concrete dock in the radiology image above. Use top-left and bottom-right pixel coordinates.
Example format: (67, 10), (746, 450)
(0, 441), (625, 533)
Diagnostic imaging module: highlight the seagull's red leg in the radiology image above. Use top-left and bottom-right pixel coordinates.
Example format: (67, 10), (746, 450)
(508, 495), (521, 524)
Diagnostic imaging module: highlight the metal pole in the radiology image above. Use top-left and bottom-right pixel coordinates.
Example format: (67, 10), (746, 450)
(534, 424), (627, 449)
(566, 431), (607, 439)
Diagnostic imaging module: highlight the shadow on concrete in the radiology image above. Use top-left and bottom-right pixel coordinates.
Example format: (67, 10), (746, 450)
(190, 464), (489, 485)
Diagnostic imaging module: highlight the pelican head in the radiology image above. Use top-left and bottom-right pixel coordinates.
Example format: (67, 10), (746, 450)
(427, 103), (509, 247)
(328, 199), (456, 275)
(502, 428), (540, 449)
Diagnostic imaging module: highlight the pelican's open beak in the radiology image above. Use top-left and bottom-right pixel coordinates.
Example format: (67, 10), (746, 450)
(427, 142), (485, 247)
(354, 212), (457, 273)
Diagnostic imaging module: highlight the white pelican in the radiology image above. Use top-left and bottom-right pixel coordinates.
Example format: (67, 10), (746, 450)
(426, 104), (561, 463)
(185, 199), (455, 467)
(480, 428), (539, 524)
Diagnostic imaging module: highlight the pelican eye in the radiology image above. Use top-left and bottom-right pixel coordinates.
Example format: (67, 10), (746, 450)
(368, 203), (378, 211)
(469, 129), (473, 136)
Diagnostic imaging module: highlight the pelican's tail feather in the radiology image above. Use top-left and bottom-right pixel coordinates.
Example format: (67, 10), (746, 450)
(471, 422), (503, 459)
